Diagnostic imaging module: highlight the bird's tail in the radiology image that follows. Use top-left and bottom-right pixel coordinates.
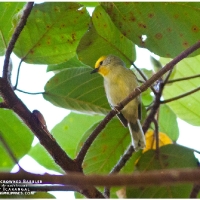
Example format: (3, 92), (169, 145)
(128, 119), (146, 151)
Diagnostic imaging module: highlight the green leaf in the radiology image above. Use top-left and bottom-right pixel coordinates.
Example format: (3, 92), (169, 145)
(77, 5), (135, 68)
(141, 88), (153, 107)
(29, 113), (103, 172)
(80, 2), (99, 7)
(102, 2), (200, 58)
(44, 67), (110, 115)
(137, 144), (197, 170)
(47, 55), (89, 72)
(77, 118), (140, 174)
(127, 184), (193, 198)
(51, 112), (103, 158)
(161, 55), (200, 126)
(0, 2), (26, 55)
(150, 56), (163, 73)
(14, 2), (90, 64)
(28, 142), (64, 174)
(159, 104), (179, 141)
(127, 144), (198, 198)
(0, 109), (34, 171)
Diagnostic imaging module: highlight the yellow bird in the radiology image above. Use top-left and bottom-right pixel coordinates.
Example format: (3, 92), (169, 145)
(91, 55), (146, 151)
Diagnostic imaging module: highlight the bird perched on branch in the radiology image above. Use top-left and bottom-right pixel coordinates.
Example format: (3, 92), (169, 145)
(91, 55), (146, 151)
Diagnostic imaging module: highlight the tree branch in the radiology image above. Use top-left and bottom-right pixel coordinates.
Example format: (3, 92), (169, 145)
(0, 78), (79, 173)
(3, 2), (34, 80)
(1, 168), (200, 187)
(190, 184), (200, 198)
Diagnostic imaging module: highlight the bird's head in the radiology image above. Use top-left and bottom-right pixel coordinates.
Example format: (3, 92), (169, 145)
(90, 55), (125, 76)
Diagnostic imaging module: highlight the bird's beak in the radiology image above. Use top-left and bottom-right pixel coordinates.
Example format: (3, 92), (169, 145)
(90, 68), (99, 74)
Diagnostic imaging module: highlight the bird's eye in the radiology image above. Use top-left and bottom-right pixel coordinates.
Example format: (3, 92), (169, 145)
(99, 61), (103, 65)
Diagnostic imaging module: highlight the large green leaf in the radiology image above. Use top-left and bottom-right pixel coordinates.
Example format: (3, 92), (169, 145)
(0, 109), (34, 171)
(14, 2), (90, 64)
(159, 104), (179, 141)
(50, 112), (103, 159)
(161, 55), (200, 126)
(127, 144), (198, 198)
(47, 55), (89, 72)
(44, 67), (110, 115)
(102, 2), (200, 58)
(29, 113), (103, 173)
(0, 2), (26, 55)
(77, 5), (135, 68)
(77, 118), (140, 174)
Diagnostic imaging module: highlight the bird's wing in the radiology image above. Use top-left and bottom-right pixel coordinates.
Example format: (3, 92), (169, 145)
(109, 103), (128, 127)
(116, 112), (128, 127)
(138, 102), (142, 120)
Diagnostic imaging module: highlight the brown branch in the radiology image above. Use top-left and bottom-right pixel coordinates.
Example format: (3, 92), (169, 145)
(1, 168), (200, 187)
(153, 118), (159, 155)
(76, 40), (200, 166)
(160, 86), (200, 104)
(3, 2), (34, 80)
(0, 78), (104, 198)
(0, 78), (78, 173)
(142, 80), (164, 133)
(110, 145), (135, 174)
(190, 184), (200, 198)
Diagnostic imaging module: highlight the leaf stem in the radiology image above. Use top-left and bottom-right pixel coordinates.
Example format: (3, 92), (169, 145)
(15, 88), (44, 95)
(14, 59), (23, 89)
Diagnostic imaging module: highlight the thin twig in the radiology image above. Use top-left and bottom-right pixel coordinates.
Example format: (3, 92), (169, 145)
(110, 145), (134, 174)
(103, 187), (110, 198)
(160, 86), (200, 104)
(167, 74), (200, 84)
(3, 2), (34, 80)
(103, 145), (135, 198)
(142, 80), (164, 133)
(153, 118), (159, 155)
(132, 62), (157, 95)
(163, 69), (173, 85)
